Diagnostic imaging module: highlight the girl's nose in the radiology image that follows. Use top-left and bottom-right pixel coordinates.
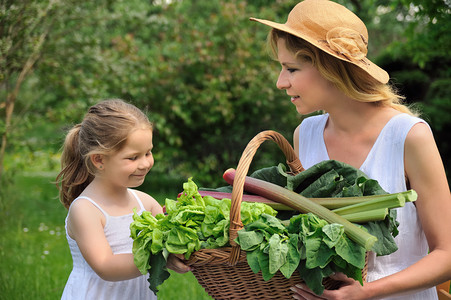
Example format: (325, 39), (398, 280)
(139, 156), (153, 169)
(276, 70), (289, 90)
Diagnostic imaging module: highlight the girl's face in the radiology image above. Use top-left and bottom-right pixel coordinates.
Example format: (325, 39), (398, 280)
(276, 38), (335, 115)
(102, 128), (154, 188)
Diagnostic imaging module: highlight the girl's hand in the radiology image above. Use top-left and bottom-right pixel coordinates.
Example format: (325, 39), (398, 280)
(291, 273), (369, 300)
(166, 254), (193, 274)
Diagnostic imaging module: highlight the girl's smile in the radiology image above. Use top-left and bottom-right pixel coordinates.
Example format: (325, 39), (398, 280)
(101, 128), (154, 188)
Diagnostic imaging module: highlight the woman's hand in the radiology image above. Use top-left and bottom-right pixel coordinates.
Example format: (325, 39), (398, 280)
(166, 254), (193, 274)
(291, 273), (369, 300)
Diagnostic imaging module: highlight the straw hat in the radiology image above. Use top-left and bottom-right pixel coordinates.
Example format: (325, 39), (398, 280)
(250, 0), (389, 84)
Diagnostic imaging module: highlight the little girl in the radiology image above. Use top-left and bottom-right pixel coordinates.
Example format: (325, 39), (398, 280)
(56, 99), (189, 299)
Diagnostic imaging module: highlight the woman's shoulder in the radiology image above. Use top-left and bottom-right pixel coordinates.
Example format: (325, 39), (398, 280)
(405, 120), (433, 148)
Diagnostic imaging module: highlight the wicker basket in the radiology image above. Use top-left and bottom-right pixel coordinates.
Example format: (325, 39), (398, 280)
(185, 130), (368, 299)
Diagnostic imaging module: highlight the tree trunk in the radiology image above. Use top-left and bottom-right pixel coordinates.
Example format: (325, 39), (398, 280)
(0, 30), (48, 182)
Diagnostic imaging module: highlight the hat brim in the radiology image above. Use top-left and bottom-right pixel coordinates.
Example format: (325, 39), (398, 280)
(250, 17), (389, 84)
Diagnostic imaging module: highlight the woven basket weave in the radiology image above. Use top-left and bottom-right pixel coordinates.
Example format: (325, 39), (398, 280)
(185, 130), (368, 299)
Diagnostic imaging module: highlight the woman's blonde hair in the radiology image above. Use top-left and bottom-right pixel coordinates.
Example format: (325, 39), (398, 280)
(269, 29), (418, 116)
(56, 99), (152, 209)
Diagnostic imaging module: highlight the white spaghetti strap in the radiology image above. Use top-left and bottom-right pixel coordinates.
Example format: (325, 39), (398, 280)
(128, 189), (146, 211)
(72, 196), (109, 217)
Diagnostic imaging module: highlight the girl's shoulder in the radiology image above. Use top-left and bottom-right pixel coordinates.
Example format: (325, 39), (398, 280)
(129, 189), (163, 215)
(66, 196), (107, 239)
(68, 196), (105, 217)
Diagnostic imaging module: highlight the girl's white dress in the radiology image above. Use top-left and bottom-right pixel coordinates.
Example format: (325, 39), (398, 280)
(61, 189), (157, 300)
(297, 113), (438, 300)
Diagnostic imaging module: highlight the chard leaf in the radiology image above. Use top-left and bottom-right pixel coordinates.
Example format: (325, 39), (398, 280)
(363, 216), (399, 256)
(147, 252), (170, 295)
(246, 248), (262, 274)
(261, 213), (286, 232)
(332, 255), (347, 269)
(280, 234), (301, 278)
(280, 160), (386, 197)
(334, 236), (366, 269)
(268, 234), (288, 274)
(297, 262), (334, 296)
(322, 223), (344, 248)
(245, 218), (281, 235)
(304, 230), (334, 269)
(257, 250), (275, 281)
(300, 170), (344, 197)
(237, 230), (264, 251)
(250, 165), (288, 188)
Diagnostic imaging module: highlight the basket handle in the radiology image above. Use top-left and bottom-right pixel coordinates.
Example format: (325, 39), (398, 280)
(227, 130), (304, 265)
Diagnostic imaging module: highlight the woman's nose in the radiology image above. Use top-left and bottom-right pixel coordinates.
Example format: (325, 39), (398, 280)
(276, 71), (289, 90)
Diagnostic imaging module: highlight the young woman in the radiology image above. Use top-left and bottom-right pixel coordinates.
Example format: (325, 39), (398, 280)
(56, 99), (190, 299)
(250, 0), (451, 299)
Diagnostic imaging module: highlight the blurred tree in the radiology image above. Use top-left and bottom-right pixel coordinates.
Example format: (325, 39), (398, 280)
(0, 0), (59, 180)
(131, 0), (302, 186)
(1, 0), (450, 189)
(377, 0), (451, 175)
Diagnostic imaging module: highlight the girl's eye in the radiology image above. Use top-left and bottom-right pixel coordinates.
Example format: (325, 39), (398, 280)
(146, 151), (152, 157)
(128, 156), (138, 161)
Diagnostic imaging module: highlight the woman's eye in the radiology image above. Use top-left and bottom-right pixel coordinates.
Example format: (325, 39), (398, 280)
(287, 68), (297, 73)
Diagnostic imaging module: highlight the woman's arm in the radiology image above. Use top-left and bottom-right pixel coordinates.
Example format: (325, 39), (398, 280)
(292, 122), (451, 300)
(363, 122), (451, 298)
(294, 124), (301, 157)
(401, 122), (451, 284)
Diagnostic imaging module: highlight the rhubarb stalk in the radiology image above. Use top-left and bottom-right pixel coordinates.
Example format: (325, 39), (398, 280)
(223, 168), (378, 251)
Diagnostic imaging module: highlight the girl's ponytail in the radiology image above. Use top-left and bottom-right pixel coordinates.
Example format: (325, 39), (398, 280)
(56, 124), (93, 209)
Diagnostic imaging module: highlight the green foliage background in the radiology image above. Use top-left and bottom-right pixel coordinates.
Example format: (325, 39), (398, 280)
(2, 0), (450, 188)
(1, 0), (450, 299)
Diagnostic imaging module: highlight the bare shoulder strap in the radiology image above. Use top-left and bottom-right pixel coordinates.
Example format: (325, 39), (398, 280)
(128, 189), (146, 211)
(71, 196), (109, 217)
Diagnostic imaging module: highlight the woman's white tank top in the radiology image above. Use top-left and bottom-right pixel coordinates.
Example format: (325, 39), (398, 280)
(297, 113), (437, 300)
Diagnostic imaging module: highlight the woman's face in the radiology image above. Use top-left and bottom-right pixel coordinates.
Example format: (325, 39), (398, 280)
(276, 38), (335, 115)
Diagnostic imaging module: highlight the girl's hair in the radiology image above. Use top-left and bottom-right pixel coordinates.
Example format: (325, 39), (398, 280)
(56, 99), (152, 209)
(269, 29), (418, 116)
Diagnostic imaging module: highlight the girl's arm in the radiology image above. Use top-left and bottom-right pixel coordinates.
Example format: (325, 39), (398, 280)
(132, 189), (163, 216)
(67, 200), (142, 281)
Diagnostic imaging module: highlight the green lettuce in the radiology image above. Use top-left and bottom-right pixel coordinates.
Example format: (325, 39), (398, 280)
(130, 177), (277, 295)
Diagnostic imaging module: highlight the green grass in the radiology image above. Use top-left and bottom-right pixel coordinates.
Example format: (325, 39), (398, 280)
(0, 172), (212, 300)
